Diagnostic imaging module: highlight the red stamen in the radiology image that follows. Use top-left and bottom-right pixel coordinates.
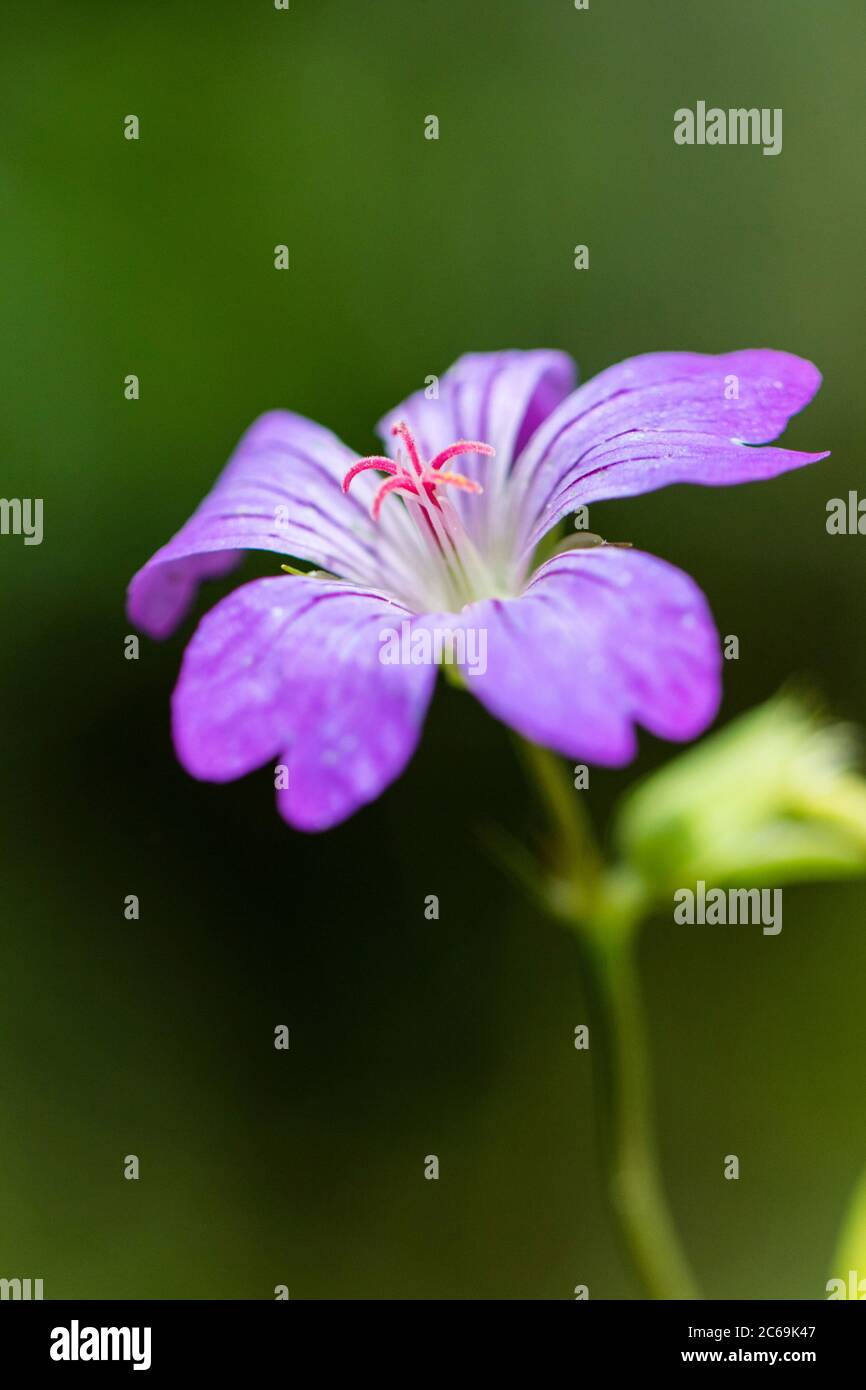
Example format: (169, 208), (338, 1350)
(371, 474), (419, 521)
(341, 456), (396, 493)
(341, 424), (495, 522)
(391, 421), (424, 475)
(429, 440), (496, 471)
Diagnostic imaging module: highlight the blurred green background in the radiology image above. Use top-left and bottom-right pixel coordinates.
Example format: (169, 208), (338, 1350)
(1, 0), (864, 1299)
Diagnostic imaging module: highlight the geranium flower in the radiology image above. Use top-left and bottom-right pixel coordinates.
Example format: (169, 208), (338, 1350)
(128, 349), (827, 831)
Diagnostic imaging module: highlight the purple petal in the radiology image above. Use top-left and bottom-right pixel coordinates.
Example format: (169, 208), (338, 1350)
(451, 547), (721, 764)
(377, 350), (576, 548)
(510, 350), (829, 555)
(171, 575), (436, 831)
(128, 411), (387, 639)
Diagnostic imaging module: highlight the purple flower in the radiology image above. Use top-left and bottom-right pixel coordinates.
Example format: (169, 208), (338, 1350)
(128, 349), (827, 831)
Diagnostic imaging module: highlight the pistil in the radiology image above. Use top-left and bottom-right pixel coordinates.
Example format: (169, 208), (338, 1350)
(343, 421), (498, 609)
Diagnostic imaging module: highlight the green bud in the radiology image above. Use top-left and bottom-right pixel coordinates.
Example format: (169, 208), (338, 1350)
(613, 692), (866, 898)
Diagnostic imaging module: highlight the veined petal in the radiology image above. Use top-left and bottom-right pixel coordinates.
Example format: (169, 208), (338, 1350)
(450, 547), (721, 764)
(171, 575), (436, 831)
(127, 411), (388, 639)
(510, 350), (829, 556)
(377, 350), (576, 551)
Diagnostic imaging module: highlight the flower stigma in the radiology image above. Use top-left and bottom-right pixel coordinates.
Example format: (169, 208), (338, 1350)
(343, 421), (504, 611)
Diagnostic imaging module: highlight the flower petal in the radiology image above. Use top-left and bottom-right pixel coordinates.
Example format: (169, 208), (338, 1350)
(510, 350), (829, 556)
(378, 350), (576, 548)
(452, 547), (721, 764)
(128, 411), (388, 639)
(171, 575), (436, 831)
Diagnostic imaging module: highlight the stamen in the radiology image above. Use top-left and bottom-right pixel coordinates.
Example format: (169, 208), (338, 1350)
(341, 419), (498, 610)
(371, 473), (419, 521)
(341, 456), (396, 493)
(391, 421), (424, 475)
(343, 421), (492, 521)
(429, 440), (496, 471)
(431, 470), (483, 495)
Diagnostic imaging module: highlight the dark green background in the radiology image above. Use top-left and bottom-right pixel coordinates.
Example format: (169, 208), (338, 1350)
(1, 0), (864, 1298)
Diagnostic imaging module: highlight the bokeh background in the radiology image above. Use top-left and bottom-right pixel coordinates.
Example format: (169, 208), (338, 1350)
(1, 0), (865, 1299)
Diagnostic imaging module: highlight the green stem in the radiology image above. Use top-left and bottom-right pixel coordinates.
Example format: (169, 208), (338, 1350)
(514, 737), (602, 916)
(517, 739), (699, 1300)
(582, 916), (699, 1299)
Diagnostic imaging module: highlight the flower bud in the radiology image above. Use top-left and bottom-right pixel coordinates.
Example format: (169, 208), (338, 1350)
(614, 693), (866, 898)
